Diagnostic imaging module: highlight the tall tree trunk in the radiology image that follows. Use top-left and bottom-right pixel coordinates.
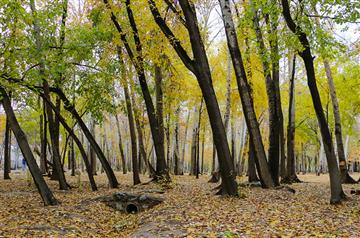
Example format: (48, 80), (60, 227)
(268, 13), (286, 180)
(282, 55), (300, 184)
(133, 101), (156, 177)
(115, 114), (127, 174)
(42, 95), (97, 191)
(4, 112), (11, 180)
(180, 111), (190, 175)
(219, 0), (274, 188)
(89, 121), (97, 175)
(165, 112), (171, 171)
(195, 101), (203, 179)
(201, 123), (205, 174)
(53, 88), (118, 188)
(240, 132), (249, 176)
(174, 107), (181, 175)
(1, 87), (58, 205)
(248, 140), (259, 182)
(118, 53), (140, 185)
(39, 99), (47, 174)
(104, 0), (169, 181)
(250, 2), (280, 185)
(282, 0), (345, 203)
(323, 60), (356, 184)
(149, 0), (238, 195)
(154, 64), (169, 179)
(190, 106), (199, 176)
(70, 137), (75, 176)
(224, 51), (232, 133)
(30, 0), (68, 190)
(231, 120), (236, 164)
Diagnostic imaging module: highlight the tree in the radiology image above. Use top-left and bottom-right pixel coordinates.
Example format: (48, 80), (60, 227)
(3, 111), (11, 180)
(218, 0), (274, 188)
(29, 0), (68, 190)
(117, 47), (140, 185)
(281, 0), (345, 203)
(249, 0), (280, 185)
(103, 0), (170, 181)
(149, 0), (238, 195)
(323, 61), (357, 184)
(0, 86), (58, 205)
(282, 55), (301, 183)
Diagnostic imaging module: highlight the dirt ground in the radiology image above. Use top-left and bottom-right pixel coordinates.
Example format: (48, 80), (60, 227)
(0, 171), (359, 237)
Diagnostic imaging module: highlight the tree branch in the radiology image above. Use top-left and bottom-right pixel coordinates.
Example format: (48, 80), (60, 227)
(148, 0), (195, 73)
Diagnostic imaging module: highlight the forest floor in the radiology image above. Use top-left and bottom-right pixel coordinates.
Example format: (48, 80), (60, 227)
(0, 171), (359, 238)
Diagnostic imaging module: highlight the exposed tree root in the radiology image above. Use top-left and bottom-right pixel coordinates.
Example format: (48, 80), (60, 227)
(341, 172), (358, 184)
(281, 175), (302, 184)
(208, 171), (220, 183)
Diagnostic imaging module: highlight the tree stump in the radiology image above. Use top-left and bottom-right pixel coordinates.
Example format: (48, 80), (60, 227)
(104, 192), (164, 214)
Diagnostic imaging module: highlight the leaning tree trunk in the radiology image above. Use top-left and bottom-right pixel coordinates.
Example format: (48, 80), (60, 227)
(219, 0), (274, 188)
(149, 0), (238, 195)
(30, 0), (68, 190)
(248, 140), (259, 182)
(89, 120), (97, 175)
(1, 87), (58, 205)
(282, 0), (345, 203)
(134, 105), (156, 177)
(104, 0), (169, 181)
(323, 60), (356, 184)
(117, 49), (140, 185)
(53, 89), (118, 188)
(42, 95), (97, 191)
(70, 137), (75, 176)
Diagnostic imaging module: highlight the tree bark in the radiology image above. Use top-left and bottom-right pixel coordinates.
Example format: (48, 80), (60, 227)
(42, 95), (97, 191)
(4, 112), (11, 180)
(89, 121), (97, 175)
(174, 107), (181, 175)
(70, 137), (75, 176)
(40, 99), (47, 174)
(250, 1), (280, 185)
(248, 140), (259, 182)
(282, 55), (300, 184)
(165, 112), (171, 171)
(180, 111), (190, 175)
(115, 114), (127, 174)
(53, 89), (118, 188)
(190, 106), (199, 176)
(323, 60), (356, 184)
(1, 87), (58, 205)
(149, 0), (238, 195)
(118, 55), (140, 185)
(218, 0), (274, 188)
(153, 64), (169, 179)
(282, 0), (345, 203)
(29, 0), (68, 190)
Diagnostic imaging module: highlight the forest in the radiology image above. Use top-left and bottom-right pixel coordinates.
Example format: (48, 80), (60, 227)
(0, 0), (359, 237)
